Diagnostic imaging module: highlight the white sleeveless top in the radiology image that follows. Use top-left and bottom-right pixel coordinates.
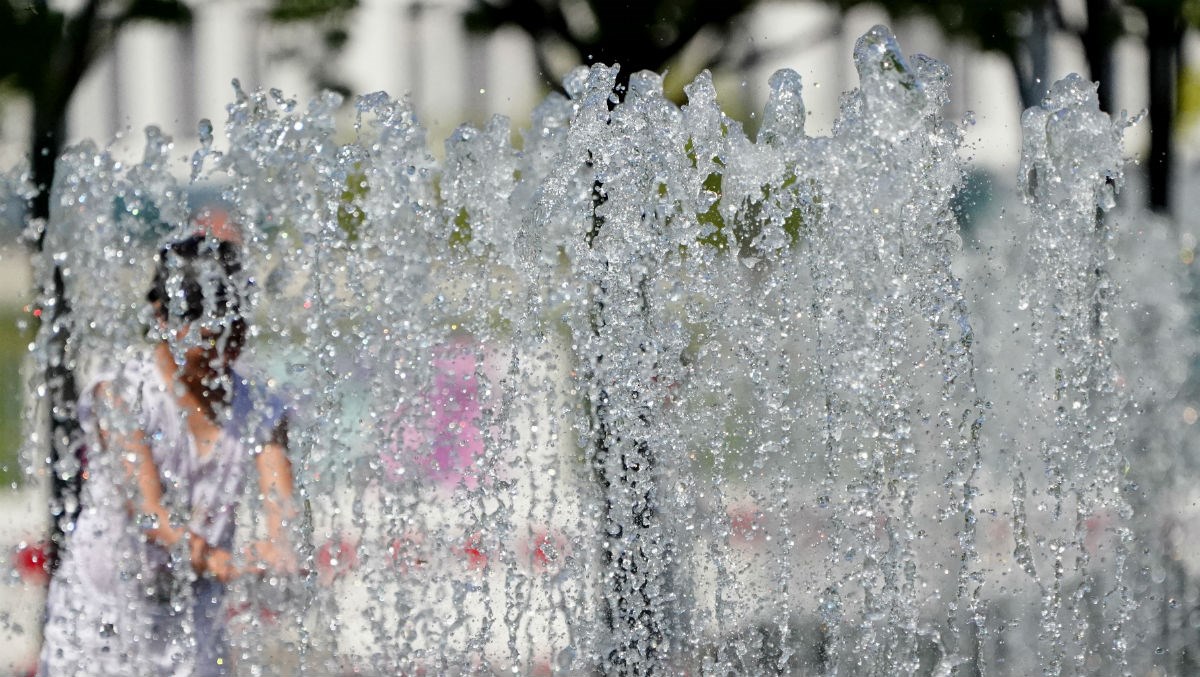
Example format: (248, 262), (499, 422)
(39, 355), (287, 677)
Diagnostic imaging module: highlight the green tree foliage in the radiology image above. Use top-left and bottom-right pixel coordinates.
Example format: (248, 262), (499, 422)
(269, 0), (357, 21)
(829, 0), (1061, 110)
(268, 0), (358, 94)
(469, 0), (1193, 213)
(834, 0), (1041, 55)
(1, 1), (194, 222)
(833, 0), (1195, 212)
(464, 0), (761, 96)
(0, 0), (357, 222)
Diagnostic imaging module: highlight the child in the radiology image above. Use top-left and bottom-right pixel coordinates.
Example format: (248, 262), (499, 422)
(39, 234), (297, 676)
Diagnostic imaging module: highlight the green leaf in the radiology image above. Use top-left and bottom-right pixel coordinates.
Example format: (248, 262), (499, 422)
(450, 207), (473, 248)
(338, 170), (367, 242)
(695, 172), (727, 250)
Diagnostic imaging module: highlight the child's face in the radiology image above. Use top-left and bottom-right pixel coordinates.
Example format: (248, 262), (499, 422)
(169, 315), (246, 380)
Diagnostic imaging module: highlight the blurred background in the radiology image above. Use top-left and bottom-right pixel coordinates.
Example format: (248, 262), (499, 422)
(1, 0), (1200, 673)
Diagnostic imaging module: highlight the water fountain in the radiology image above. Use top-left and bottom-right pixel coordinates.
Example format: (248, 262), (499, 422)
(19, 24), (1197, 675)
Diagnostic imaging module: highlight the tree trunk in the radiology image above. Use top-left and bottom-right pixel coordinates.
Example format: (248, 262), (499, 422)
(1009, 3), (1053, 110)
(30, 0), (100, 571)
(31, 101), (85, 573)
(1144, 5), (1181, 214)
(1081, 0), (1119, 113)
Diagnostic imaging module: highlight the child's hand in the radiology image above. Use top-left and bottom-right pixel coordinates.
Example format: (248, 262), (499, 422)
(188, 532), (239, 583)
(203, 547), (240, 583)
(188, 532), (207, 572)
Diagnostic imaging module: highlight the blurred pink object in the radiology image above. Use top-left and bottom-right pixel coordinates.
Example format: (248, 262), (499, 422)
(727, 503), (766, 547)
(382, 338), (487, 489)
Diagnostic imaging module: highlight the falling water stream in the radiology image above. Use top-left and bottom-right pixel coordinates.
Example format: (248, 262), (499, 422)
(19, 25), (1199, 676)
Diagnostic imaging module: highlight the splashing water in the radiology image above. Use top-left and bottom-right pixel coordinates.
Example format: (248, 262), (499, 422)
(17, 26), (1197, 676)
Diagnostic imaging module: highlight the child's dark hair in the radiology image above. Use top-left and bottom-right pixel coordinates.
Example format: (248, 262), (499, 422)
(147, 235), (245, 323)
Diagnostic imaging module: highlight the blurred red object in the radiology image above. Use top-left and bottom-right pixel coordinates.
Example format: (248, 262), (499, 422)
(459, 533), (488, 571)
(193, 206), (243, 244)
(12, 541), (50, 586)
(728, 504), (766, 546)
(314, 536), (359, 586)
(387, 531), (428, 573)
(518, 528), (568, 573)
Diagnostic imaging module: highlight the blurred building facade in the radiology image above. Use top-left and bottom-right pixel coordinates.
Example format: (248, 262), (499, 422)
(5, 0), (1191, 176)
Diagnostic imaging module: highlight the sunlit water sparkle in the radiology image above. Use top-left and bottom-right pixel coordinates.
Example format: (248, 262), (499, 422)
(17, 25), (1199, 677)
